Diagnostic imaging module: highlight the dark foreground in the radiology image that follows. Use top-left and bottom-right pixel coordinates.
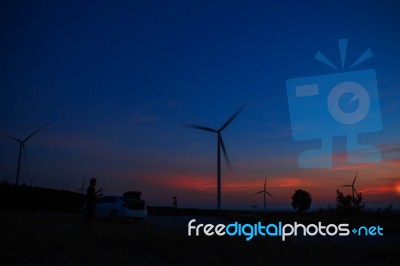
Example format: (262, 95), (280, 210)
(0, 211), (399, 266)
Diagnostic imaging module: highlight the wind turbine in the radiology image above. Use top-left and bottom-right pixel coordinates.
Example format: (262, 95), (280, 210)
(186, 104), (245, 210)
(339, 173), (358, 201)
(253, 177), (273, 212)
(76, 178), (86, 194)
(0, 123), (49, 185)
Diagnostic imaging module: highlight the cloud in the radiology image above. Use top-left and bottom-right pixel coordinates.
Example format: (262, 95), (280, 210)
(340, 176), (400, 197)
(359, 185), (395, 195)
(133, 172), (320, 194)
(382, 147), (400, 154)
(127, 173), (216, 192)
(267, 177), (318, 188)
(381, 146), (400, 162)
(328, 163), (376, 172)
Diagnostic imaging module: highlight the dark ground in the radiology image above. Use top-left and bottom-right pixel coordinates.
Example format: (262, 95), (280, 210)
(1, 183), (399, 265)
(0, 211), (399, 266)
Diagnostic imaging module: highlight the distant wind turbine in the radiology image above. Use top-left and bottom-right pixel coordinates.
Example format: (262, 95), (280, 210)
(1, 123), (50, 185)
(76, 178), (86, 194)
(339, 173), (358, 201)
(185, 104), (245, 210)
(253, 177), (273, 212)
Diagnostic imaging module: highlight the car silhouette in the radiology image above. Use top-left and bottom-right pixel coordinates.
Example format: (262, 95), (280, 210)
(83, 191), (147, 221)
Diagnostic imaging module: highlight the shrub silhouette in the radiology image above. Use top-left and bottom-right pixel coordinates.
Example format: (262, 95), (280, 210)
(336, 189), (365, 214)
(291, 189), (312, 213)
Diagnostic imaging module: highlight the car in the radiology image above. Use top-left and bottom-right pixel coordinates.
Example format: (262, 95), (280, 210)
(83, 191), (147, 221)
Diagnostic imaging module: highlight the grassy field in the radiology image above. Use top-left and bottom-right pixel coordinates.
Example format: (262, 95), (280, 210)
(1, 211), (399, 266)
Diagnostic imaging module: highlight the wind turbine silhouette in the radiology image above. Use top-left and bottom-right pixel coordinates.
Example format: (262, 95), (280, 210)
(1, 123), (49, 185)
(339, 173), (358, 201)
(186, 104), (245, 210)
(253, 177), (273, 212)
(76, 178), (86, 194)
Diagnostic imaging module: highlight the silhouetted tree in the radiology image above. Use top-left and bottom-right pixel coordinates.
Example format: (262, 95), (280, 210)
(336, 189), (365, 213)
(291, 189), (312, 213)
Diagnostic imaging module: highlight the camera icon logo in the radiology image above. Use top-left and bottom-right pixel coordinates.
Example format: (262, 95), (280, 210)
(286, 39), (382, 168)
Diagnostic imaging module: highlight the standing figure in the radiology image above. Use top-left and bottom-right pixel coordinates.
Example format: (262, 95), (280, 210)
(171, 196), (178, 208)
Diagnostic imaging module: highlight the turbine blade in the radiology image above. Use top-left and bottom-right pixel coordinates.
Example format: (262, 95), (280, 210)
(264, 177), (266, 190)
(353, 188), (358, 195)
(353, 173), (358, 185)
(339, 185), (351, 187)
(24, 122), (50, 142)
(0, 133), (20, 142)
(220, 104), (245, 131)
(265, 191), (274, 198)
(184, 123), (217, 133)
(253, 190), (264, 195)
(219, 136), (232, 170)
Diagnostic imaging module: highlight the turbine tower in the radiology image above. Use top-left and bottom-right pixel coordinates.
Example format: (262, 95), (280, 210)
(339, 172), (358, 201)
(253, 177), (273, 212)
(1, 123), (49, 185)
(76, 178), (86, 194)
(186, 104), (245, 210)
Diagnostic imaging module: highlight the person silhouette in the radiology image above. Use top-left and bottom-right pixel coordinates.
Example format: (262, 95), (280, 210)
(171, 196), (178, 208)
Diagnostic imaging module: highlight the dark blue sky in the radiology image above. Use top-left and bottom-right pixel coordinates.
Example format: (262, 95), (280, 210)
(1, 1), (400, 209)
